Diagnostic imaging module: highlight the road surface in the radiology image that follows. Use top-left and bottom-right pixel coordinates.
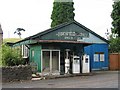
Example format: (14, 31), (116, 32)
(2, 71), (118, 88)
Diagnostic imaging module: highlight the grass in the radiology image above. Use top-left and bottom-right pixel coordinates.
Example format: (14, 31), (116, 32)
(3, 38), (22, 43)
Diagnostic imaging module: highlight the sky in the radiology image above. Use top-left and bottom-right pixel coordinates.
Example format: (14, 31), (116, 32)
(0, 0), (113, 39)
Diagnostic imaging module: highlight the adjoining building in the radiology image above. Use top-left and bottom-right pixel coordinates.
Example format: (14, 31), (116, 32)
(13, 21), (109, 74)
(0, 24), (3, 46)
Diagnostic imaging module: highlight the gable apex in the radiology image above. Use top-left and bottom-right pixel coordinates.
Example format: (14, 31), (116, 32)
(29, 20), (108, 43)
(14, 20), (108, 44)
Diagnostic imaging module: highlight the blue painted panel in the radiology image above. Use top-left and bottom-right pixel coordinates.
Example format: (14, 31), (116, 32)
(84, 44), (109, 70)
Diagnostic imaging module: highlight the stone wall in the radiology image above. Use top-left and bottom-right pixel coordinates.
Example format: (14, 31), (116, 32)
(2, 65), (32, 82)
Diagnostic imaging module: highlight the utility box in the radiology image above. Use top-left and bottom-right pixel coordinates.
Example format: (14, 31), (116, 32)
(82, 54), (90, 73)
(72, 56), (80, 74)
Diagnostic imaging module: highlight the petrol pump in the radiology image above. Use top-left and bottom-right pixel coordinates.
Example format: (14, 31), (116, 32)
(65, 49), (70, 74)
(72, 56), (80, 74)
(82, 54), (90, 73)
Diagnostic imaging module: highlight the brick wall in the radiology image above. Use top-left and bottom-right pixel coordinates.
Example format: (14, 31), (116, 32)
(2, 65), (32, 82)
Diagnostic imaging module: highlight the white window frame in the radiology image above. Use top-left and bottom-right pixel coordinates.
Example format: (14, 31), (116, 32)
(22, 45), (29, 58)
(100, 54), (104, 62)
(41, 49), (60, 73)
(94, 54), (99, 62)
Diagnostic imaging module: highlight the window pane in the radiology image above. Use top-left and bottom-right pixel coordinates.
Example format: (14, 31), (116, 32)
(94, 54), (99, 62)
(100, 54), (104, 62)
(42, 51), (50, 71)
(52, 51), (59, 71)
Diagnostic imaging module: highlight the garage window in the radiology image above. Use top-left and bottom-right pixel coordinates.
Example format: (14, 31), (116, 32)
(22, 45), (29, 58)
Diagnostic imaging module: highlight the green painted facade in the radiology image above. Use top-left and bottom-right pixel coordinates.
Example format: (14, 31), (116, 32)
(40, 23), (89, 41)
(13, 40), (37, 47)
(29, 45), (42, 72)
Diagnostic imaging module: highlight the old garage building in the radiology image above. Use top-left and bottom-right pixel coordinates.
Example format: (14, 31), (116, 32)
(13, 21), (109, 74)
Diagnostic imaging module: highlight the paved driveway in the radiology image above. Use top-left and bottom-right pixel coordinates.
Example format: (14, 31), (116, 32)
(2, 71), (118, 88)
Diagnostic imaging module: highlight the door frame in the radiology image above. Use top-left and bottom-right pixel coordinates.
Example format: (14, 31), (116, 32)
(41, 49), (60, 73)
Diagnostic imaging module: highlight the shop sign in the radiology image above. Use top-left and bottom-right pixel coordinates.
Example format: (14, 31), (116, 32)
(56, 31), (89, 40)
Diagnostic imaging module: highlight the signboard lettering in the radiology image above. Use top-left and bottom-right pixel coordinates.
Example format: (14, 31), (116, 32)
(56, 31), (89, 40)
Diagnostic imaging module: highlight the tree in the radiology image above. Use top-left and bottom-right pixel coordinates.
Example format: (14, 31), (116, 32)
(111, 1), (120, 37)
(14, 28), (25, 38)
(51, 0), (75, 27)
(109, 36), (120, 53)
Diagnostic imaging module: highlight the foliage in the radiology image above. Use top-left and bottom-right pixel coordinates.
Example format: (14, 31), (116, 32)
(14, 28), (25, 38)
(1, 44), (25, 66)
(51, 0), (75, 27)
(109, 36), (120, 53)
(111, 1), (120, 37)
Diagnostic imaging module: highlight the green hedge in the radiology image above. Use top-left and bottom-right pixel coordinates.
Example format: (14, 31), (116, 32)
(1, 44), (25, 66)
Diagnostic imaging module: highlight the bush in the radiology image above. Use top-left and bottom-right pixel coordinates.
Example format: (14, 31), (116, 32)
(1, 44), (25, 66)
(109, 37), (120, 53)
